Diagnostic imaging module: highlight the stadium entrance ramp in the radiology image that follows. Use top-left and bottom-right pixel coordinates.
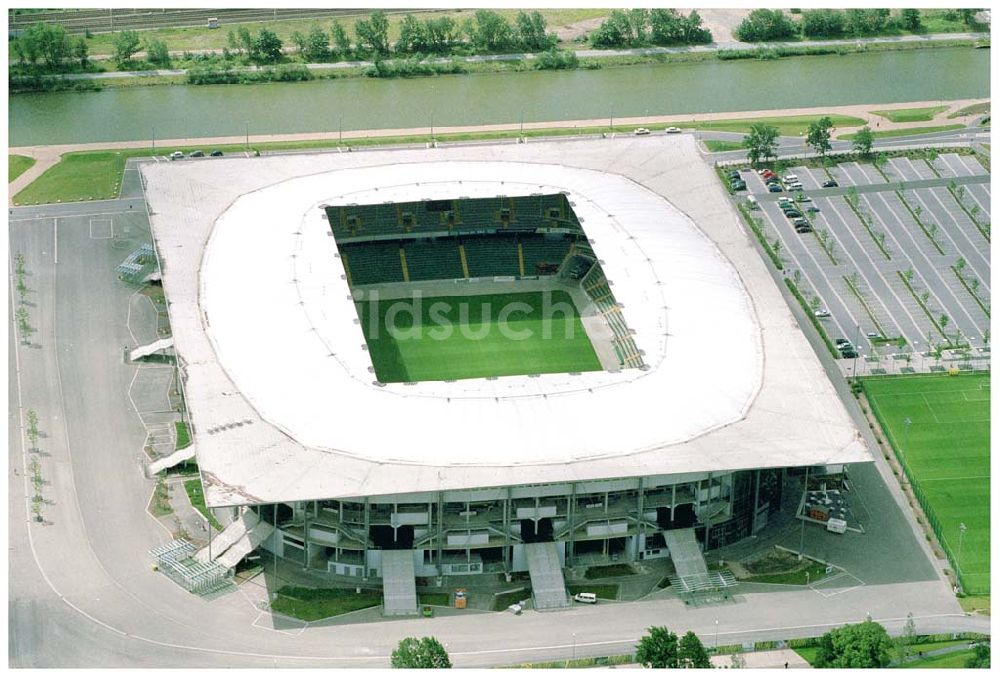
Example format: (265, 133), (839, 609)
(195, 509), (273, 569)
(129, 337), (173, 361)
(663, 528), (708, 579)
(525, 542), (570, 610)
(382, 550), (418, 616)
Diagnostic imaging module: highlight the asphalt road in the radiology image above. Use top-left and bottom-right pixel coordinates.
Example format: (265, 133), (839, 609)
(7, 160), (986, 668)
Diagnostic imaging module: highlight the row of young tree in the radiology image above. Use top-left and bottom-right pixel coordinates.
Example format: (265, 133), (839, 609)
(388, 620), (988, 669)
(232, 10), (559, 65)
(589, 9), (712, 49)
(735, 8), (982, 42)
(11, 23), (90, 70)
(743, 117), (877, 166)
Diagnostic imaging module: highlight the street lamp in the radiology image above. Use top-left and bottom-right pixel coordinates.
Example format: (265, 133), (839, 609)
(714, 619), (719, 650)
(958, 522), (968, 575)
(901, 417), (912, 481)
(799, 466), (810, 560)
(152, 125), (156, 154)
(245, 120), (250, 151)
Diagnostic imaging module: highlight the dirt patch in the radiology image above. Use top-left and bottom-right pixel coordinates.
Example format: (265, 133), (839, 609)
(743, 548), (802, 575)
(553, 16), (606, 43)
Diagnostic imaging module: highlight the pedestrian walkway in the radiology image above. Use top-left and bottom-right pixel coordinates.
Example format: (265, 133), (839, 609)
(710, 648), (810, 669)
(526, 542), (570, 610)
(382, 550), (418, 616)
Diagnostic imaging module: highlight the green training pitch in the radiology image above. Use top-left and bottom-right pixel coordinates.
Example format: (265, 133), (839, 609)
(357, 290), (601, 383)
(862, 373), (990, 594)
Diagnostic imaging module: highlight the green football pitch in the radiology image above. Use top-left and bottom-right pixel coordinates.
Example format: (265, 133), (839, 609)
(356, 290), (602, 383)
(862, 374), (990, 594)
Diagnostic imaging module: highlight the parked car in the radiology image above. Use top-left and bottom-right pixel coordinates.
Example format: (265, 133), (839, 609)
(169, 151), (184, 160)
(731, 180), (747, 191)
(787, 181), (803, 190)
(806, 206), (820, 213)
(795, 225), (813, 234)
(634, 128), (651, 135)
(574, 592), (598, 604)
(866, 331), (880, 339)
(784, 174), (799, 183)
(190, 150), (205, 157)
(814, 309), (831, 318)
(793, 217), (810, 227)
(210, 150), (224, 157)
(727, 169), (741, 178)
(835, 338), (851, 348)
(841, 348), (858, 359)
(665, 126), (682, 134)
(784, 210), (802, 219)
(795, 195), (812, 202)
(768, 184), (783, 192)
(822, 179), (839, 188)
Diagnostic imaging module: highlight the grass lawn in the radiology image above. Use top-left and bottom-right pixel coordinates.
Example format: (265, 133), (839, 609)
(567, 584), (619, 600)
(949, 102), (990, 119)
(795, 646), (821, 665)
(270, 586), (381, 621)
(584, 563), (636, 579)
(419, 592), (450, 606)
(678, 114), (866, 137)
(183, 479), (223, 531)
(358, 290), (600, 383)
(174, 421), (191, 450)
(871, 106), (947, 123)
(9, 154), (35, 183)
(740, 561), (831, 586)
(862, 374), (990, 594)
(837, 124), (965, 141)
(897, 648), (976, 668)
(703, 139), (745, 152)
(493, 588), (531, 611)
(958, 594), (990, 615)
(13, 151), (124, 205)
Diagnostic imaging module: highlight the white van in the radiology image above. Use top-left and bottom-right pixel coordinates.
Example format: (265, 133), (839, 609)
(826, 518), (847, 534)
(747, 195), (759, 209)
(783, 174), (798, 183)
(573, 592), (598, 604)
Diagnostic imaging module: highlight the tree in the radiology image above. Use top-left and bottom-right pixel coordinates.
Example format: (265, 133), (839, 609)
(635, 627), (679, 668)
(515, 10), (553, 51)
(26, 409), (39, 449)
(355, 10), (390, 57)
(465, 9), (516, 53)
(896, 612), (917, 662)
(226, 30), (243, 57)
(813, 621), (894, 668)
(852, 126), (875, 157)
(304, 24), (329, 61)
(966, 642), (990, 668)
(390, 636), (451, 668)
(330, 21), (352, 58)
(649, 8), (685, 45)
(250, 28), (283, 63)
(14, 22), (72, 69)
(807, 116), (834, 156)
(425, 16), (459, 54)
(289, 30), (307, 55)
(677, 631), (712, 668)
(590, 9), (643, 48)
(939, 314), (949, 329)
(802, 9), (846, 37)
(901, 9), (922, 31)
(744, 124), (779, 166)
(682, 10), (713, 43)
(144, 38), (170, 66)
(72, 36), (89, 67)
(112, 30), (142, 66)
(734, 9), (797, 42)
(845, 9), (891, 36)
(395, 14), (429, 54)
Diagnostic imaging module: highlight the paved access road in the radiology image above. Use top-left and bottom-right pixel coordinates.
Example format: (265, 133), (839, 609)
(8, 166), (985, 668)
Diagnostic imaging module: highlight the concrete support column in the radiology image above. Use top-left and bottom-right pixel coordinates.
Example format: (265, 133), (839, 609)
(671, 484), (677, 521)
(567, 483), (576, 567)
(503, 490), (511, 572)
(634, 478), (644, 562)
(435, 492), (444, 575)
(362, 499), (370, 580)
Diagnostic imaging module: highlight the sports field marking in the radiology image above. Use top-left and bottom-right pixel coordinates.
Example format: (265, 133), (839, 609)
(920, 394), (941, 423)
(919, 475), (991, 483)
(89, 218), (113, 239)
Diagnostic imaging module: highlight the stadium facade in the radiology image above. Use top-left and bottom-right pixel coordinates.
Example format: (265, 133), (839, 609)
(143, 137), (870, 608)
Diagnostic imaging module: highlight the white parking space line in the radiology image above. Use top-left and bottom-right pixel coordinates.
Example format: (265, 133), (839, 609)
(864, 192), (986, 339)
(912, 188), (991, 284)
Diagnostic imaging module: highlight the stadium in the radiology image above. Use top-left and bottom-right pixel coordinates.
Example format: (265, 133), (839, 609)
(143, 136), (870, 614)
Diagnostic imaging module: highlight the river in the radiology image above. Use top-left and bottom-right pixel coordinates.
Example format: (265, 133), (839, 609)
(9, 47), (990, 146)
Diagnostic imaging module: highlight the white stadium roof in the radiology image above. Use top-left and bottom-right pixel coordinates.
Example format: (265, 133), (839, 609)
(143, 137), (870, 507)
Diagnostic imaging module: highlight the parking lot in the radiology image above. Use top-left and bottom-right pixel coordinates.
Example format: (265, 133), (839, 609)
(731, 152), (990, 376)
